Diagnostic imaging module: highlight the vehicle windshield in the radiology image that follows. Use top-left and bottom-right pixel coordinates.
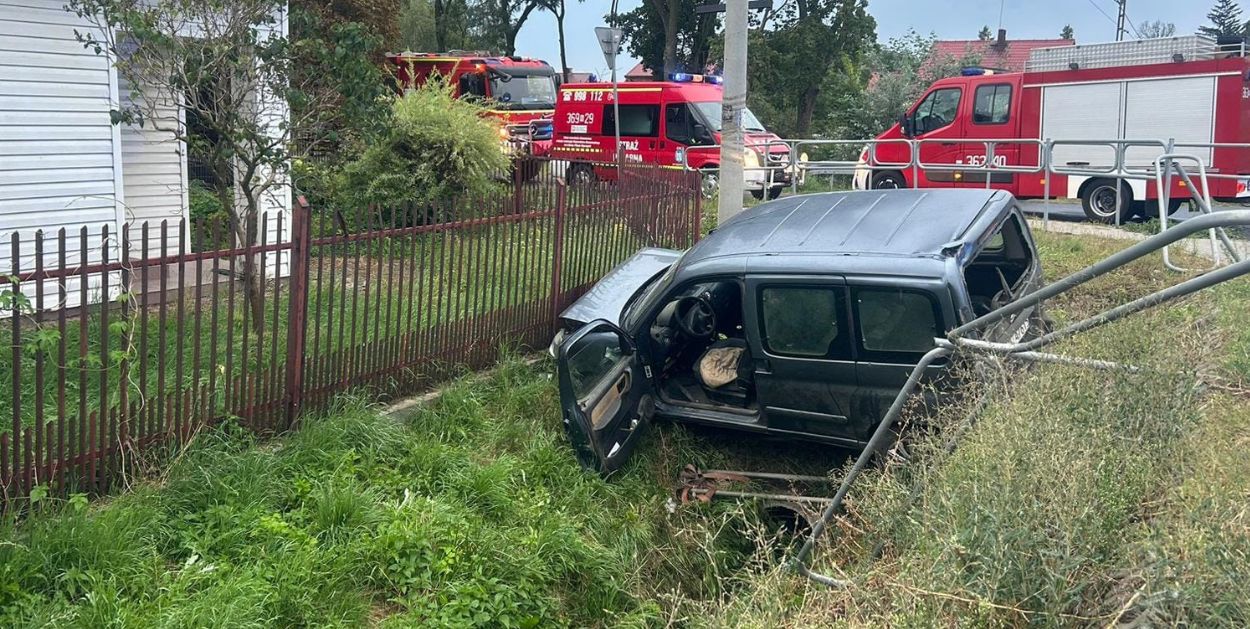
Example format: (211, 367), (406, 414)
(690, 101), (767, 133)
(623, 263), (679, 330)
(490, 72), (557, 110)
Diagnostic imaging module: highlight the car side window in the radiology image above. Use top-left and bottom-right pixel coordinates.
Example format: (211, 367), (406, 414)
(973, 84), (1012, 125)
(760, 286), (850, 359)
(854, 288), (941, 362)
(665, 104), (692, 144)
(912, 87), (961, 134)
(604, 104), (659, 137)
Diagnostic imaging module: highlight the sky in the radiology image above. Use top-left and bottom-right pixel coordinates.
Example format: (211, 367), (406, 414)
(513, 0), (1217, 76)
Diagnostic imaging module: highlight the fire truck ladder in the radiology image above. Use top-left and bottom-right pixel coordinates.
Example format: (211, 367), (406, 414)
(791, 209), (1250, 588)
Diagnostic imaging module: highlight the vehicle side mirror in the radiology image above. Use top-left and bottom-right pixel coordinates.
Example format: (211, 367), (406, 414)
(899, 113), (915, 137)
(693, 123), (713, 144)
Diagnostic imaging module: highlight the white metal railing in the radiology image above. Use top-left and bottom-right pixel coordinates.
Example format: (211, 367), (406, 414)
(665, 135), (1250, 270)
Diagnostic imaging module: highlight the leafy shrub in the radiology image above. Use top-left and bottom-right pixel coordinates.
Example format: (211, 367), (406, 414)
(188, 180), (226, 222)
(338, 82), (508, 213)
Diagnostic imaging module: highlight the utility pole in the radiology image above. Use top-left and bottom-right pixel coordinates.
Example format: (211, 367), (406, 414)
(718, 0), (748, 224)
(1115, 0), (1128, 41)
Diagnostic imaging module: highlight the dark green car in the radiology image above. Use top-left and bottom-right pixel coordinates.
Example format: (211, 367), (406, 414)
(554, 189), (1045, 474)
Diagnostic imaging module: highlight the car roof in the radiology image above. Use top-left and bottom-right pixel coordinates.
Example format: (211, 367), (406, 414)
(676, 189), (1014, 279)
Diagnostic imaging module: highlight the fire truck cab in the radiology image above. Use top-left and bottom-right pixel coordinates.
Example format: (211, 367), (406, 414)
(551, 74), (800, 199)
(856, 36), (1250, 222)
(386, 52), (559, 158)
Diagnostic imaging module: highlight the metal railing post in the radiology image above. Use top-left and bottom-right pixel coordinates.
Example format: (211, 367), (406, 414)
(283, 197), (313, 430)
(550, 183), (568, 321)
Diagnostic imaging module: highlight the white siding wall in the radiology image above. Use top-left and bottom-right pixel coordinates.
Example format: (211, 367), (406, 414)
(0, 0), (122, 307)
(118, 74), (189, 254)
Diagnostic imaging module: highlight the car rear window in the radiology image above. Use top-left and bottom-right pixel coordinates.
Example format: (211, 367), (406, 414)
(854, 288), (941, 362)
(760, 286), (849, 359)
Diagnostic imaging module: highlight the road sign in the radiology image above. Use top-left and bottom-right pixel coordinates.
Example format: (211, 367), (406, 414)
(594, 27), (623, 71)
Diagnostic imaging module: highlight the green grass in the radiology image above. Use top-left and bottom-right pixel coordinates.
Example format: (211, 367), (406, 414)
(3, 230), (1248, 626)
(0, 358), (785, 627)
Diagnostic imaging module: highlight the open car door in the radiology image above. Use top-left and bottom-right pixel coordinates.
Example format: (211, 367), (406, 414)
(556, 320), (654, 475)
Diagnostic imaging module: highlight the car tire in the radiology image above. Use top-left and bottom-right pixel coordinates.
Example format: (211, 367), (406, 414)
(566, 162), (596, 186)
(1080, 179), (1133, 223)
(871, 171), (907, 190)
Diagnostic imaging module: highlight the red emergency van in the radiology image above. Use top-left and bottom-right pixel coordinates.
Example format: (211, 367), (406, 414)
(855, 36), (1250, 221)
(550, 74), (800, 199)
(386, 51), (558, 158)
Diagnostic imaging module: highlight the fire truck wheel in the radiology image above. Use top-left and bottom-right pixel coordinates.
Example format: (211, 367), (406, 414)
(1142, 198), (1191, 217)
(871, 171), (906, 190)
(566, 162), (596, 185)
(700, 169), (719, 199)
(1080, 179), (1133, 223)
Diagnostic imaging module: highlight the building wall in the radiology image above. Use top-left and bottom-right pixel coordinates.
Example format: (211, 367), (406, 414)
(0, 0), (124, 306)
(118, 74), (189, 254)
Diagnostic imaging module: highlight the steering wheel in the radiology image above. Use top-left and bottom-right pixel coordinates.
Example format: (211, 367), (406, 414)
(675, 296), (717, 339)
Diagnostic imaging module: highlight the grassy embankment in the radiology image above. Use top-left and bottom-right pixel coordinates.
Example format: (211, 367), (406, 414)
(1, 230), (1248, 627)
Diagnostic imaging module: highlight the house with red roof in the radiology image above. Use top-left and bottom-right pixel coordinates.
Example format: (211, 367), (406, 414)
(932, 29), (1074, 72)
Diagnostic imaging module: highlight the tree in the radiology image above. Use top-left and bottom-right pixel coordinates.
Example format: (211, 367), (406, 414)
(543, 0), (585, 81)
(1137, 20), (1177, 38)
(475, 0), (545, 55)
(615, 0), (718, 77)
(68, 0), (386, 333)
(1060, 24), (1074, 40)
(978, 25), (992, 41)
(398, 0), (476, 51)
(1200, 0), (1243, 38)
(292, 0), (400, 52)
(747, 0), (877, 137)
(833, 30), (980, 141)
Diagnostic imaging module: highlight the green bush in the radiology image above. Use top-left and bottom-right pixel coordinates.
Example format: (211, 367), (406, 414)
(338, 82), (508, 213)
(188, 180), (226, 222)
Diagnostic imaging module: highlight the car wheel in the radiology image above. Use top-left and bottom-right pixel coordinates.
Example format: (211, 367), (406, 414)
(1080, 179), (1133, 223)
(700, 169), (719, 199)
(871, 171), (906, 190)
(566, 162), (596, 186)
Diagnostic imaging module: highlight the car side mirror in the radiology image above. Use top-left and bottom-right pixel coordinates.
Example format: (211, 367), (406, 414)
(899, 113), (915, 137)
(693, 123), (712, 144)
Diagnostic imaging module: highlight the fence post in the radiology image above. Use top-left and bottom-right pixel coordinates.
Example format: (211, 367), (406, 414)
(512, 160), (525, 215)
(283, 197), (312, 430)
(550, 183), (567, 324)
(692, 169), (703, 244)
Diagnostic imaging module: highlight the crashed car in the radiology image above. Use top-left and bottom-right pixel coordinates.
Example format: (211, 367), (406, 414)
(553, 189), (1046, 474)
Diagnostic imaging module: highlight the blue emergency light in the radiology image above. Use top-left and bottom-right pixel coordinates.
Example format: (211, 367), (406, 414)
(668, 72), (724, 84)
(960, 67), (995, 76)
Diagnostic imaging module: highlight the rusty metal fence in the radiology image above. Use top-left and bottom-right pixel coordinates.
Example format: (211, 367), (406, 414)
(1, 159), (701, 506)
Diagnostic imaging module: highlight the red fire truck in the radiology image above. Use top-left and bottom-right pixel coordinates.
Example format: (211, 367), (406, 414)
(855, 36), (1250, 221)
(386, 51), (559, 159)
(550, 73), (801, 199)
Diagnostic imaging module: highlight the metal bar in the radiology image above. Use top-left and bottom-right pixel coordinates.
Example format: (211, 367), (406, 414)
(686, 488), (835, 505)
(95, 224), (109, 494)
(702, 469), (831, 484)
(76, 226), (88, 495)
(9, 232), (21, 500)
(284, 202), (311, 429)
(792, 345), (952, 588)
(56, 228), (67, 495)
(33, 232), (45, 489)
(175, 219), (188, 441)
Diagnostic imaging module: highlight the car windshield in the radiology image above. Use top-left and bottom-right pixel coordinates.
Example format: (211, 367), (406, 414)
(690, 101), (767, 132)
(490, 73), (557, 110)
(623, 264), (678, 329)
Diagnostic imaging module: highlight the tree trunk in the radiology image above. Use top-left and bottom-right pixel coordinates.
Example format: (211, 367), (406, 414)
(556, 4), (569, 81)
(434, 0), (447, 51)
(796, 85), (819, 137)
(664, 0), (679, 75)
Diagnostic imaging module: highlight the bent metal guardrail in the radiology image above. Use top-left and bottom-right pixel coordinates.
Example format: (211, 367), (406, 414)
(789, 209), (1250, 588)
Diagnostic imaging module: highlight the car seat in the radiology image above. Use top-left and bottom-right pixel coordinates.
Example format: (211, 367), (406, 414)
(694, 338), (753, 406)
